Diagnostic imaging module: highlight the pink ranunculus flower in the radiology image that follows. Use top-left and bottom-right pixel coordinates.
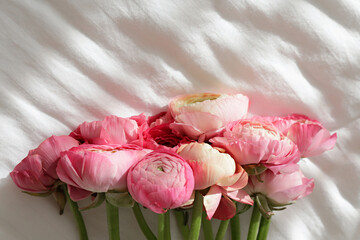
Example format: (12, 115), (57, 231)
(56, 144), (150, 201)
(210, 120), (300, 173)
(69, 114), (148, 145)
(177, 142), (253, 220)
(138, 111), (192, 150)
(10, 135), (79, 192)
(254, 114), (337, 158)
(142, 122), (188, 150)
(245, 165), (314, 205)
(127, 150), (194, 214)
(169, 93), (249, 140)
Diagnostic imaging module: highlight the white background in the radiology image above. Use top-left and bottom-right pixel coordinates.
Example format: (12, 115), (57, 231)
(1, 0), (359, 239)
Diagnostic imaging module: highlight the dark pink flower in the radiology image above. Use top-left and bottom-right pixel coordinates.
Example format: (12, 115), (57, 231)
(127, 150), (194, 214)
(70, 114), (147, 145)
(56, 144), (150, 201)
(10, 136), (79, 192)
(210, 120), (300, 173)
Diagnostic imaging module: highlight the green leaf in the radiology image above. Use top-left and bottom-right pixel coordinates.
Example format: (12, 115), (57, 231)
(79, 193), (105, 211)
(105, 192), (134, 208)
(268, 198), (294, 207)
(255, 194), (274, 219)
(236, 202), (252, 215)
(243, 164), (267, 176)
(22, 190), (54, 197)
(53, 187), (67, 215)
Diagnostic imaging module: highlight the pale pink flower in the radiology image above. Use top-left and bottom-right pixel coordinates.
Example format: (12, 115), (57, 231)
(252, 114), (337, 157)
(169, 93), (249, 140)
(245, 165), (314, 204)
(10, 136), (79, 192)
(127, 150), (194, 214)
(177, 142), (253, 220)
(56, 144), (150, 201)
(70, 114), (147, 145)
(210, 120), (300, 173)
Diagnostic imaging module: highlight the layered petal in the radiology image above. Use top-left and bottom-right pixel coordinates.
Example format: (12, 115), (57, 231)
(10, 154), (55, 192)
(253, 114), (337, 157)
(31, 135), (80, 178)
(70, 115), (144, 145)
(245, 168), (314, 204)
(56, 144), (149, 199)
(169, 93), (249, 140)
(127, 150), (194, 214)
(211, 120), (300, 173)
(10, 135), (79, 193)
(177, 142), (236, 190)
(143, 122), (185, 150)
(287, 122), (337, 157)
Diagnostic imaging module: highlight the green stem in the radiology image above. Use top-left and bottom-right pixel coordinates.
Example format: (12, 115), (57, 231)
(231, 201), (241, 240)
(215, 219), (230, 240)
(230, 213), (241, 240)
(256, 216), (271, 240)
(164, 211), (171, 240)
(106, 201), (120, 240)
(247, 204), (261, 240)
(158, 213), (165, 240)
(173, 210), (189, 240)
(202, 211), (213, 240)
(188, 191), (203, 240)
(62, 185), (88, 240)
(132, 202), (157, 240)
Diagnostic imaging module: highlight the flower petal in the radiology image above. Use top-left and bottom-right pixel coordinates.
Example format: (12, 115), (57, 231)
(221, 164), (248, 191)
(32, 135), (79, 178)
(212, 195), (237, 220)
(225, 189), (254, 205)
(203, 185), (222, 220)
(68, 185), (92, 201)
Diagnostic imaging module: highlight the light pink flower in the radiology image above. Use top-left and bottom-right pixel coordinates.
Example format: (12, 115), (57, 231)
(210, 120), (300, 173)
(245, 165), (314, 204)
(10, 136), (79, 192)
(56, 144), (150, 201)
(169, 93), (249, 140)
(252, 114), (337, 157)
(276, 114), (337, 157)
(177, 142), (253, 220)
(70, 114), (147, 145)
(127, 150), (194, 214)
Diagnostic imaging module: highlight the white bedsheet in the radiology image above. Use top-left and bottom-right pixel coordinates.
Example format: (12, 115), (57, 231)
(1, 1), (359, 239)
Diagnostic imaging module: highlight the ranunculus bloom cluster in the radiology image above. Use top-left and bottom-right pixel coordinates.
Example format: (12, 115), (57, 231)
(10, 92), (337, 239)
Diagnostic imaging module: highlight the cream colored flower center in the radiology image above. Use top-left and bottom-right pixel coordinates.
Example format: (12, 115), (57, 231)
(184, 94), (220, 105)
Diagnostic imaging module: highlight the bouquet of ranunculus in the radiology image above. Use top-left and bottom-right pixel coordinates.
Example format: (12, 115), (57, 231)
(10, 93), (337, 240)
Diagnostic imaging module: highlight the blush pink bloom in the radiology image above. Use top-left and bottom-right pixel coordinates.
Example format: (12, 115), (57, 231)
(56, 144), (150, 201)
(70, 114), (147, 145)
(169, 93), (249, 140)
(177, 142), (253, 220)
(210, 120), (300, 173)
(254, 114), (337, 158)
(127, 150), (194, 214)
(245, 165), (314, 204)
(10, 135), (79, 192)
